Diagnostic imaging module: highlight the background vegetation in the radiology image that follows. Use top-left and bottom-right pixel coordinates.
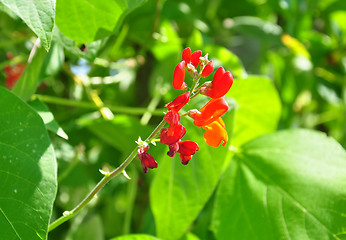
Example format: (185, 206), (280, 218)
(0, 0), (345, 239)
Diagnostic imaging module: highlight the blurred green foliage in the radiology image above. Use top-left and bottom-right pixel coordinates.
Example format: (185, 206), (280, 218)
(0, 0), (345, 239)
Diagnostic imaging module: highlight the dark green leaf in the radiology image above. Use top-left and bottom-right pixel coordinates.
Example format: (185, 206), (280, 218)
(212, 129), (346, 240)
(0, 0), (55, 51)
(0, 87), (57, 240)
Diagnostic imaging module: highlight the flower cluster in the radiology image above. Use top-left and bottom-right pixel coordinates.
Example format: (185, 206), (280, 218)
(138, 47), (233, 173)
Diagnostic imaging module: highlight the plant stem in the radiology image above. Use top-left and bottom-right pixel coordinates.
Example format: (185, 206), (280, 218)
(48, 120), (166, 232)
(33, 94), (165, 116)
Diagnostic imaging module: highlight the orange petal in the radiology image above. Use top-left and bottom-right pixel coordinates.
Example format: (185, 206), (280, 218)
(203, 118), (228, 147)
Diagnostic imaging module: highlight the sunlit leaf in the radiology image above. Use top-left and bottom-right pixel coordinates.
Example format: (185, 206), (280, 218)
(55, 0), (146, 43)
(0, 0), (55, 51)
(212, 129), (346, 240)
(0, 87), (57, 239)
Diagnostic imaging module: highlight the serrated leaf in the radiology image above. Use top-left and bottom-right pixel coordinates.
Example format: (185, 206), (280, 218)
(0, 0), (55, 51)
(229, 76), (282, 146)
(55, 0), (146, 43)
(29, 98), (68, 140)
(212, 129), (346, 240)
(0, 87), (57, 240)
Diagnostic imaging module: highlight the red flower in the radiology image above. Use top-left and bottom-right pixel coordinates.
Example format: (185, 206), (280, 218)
(190, 50), (202, 68)
(165, 92), (190, 112)
(188, 97), (229, 127)
(177, 140), (199, 165)
(173, 61), (187, 90)
(201, 66), (233, 98)
(201, 60), (214, 77)
(4, 63), (25, 89)
(138, 145), (158, 173)
(203, 118), (228, 147)
(159, 124), (186, 146)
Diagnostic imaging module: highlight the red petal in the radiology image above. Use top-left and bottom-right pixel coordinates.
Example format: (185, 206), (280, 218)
(193, 98), (229, 127)
(180, 154), (192, 165)
(201, 60), (214, 77)
(182, 47), (191, 64)
(205, 71), (233, 98)
(191, 50), (202, 68)
(167, 142), (179, 157)
(173, 61), (187, 90)
(165, 92), (190, 112)
(178, 140), (199, 155)
(160, 124), (186, 145)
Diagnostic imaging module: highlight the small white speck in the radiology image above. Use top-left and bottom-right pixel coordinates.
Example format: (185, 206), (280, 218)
(14, 189), (17, 193)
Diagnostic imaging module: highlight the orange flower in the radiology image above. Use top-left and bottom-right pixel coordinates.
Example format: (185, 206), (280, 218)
(203, 118), (228, 147)
(188, 97), (229, 127)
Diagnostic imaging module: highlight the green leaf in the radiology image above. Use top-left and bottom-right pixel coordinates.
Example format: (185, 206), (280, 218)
(29, 98), (68, 140)
(0, 0), (55, 51)
(229, 76), (282, 147)
(212, 129), (346, 240)
(150, 119), (232, 240)
(0, 87), (57, 239)
(204, 45), (247, 78)
(110, 234), (161, 240)
(55, 0), (146, 43)
(12, 47), (46, 101)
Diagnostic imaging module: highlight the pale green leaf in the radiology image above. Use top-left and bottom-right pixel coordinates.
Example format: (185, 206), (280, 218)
(229, 76), (282, 146)
(212, 129), (346, 240)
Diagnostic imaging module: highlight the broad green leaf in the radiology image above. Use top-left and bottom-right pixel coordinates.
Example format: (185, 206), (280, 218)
(29, 98), (68, 140)
(229, 76), (282, 147)
(110, 234), (161, 240)
(204, 45), (247, 78)
(12, 47), (46, 101)
(0, 0), (55, 51)
(0, 87), (57, 240)
(212, 129), (346, 240)
(150, 118), (233, 240)
(55, 0), (146, 43)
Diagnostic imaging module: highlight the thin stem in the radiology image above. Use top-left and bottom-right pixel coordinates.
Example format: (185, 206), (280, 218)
(48, 120), (167, 232)
(33, 94), (165, 116)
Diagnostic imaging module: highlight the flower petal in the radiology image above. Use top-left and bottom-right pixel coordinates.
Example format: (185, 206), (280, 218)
(193, 98), (229, 127)
(203, 118), (228, 147)
(173, 61), (187, 90)
(165, 92), (190, 112)
(191, 50), (202, 68)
